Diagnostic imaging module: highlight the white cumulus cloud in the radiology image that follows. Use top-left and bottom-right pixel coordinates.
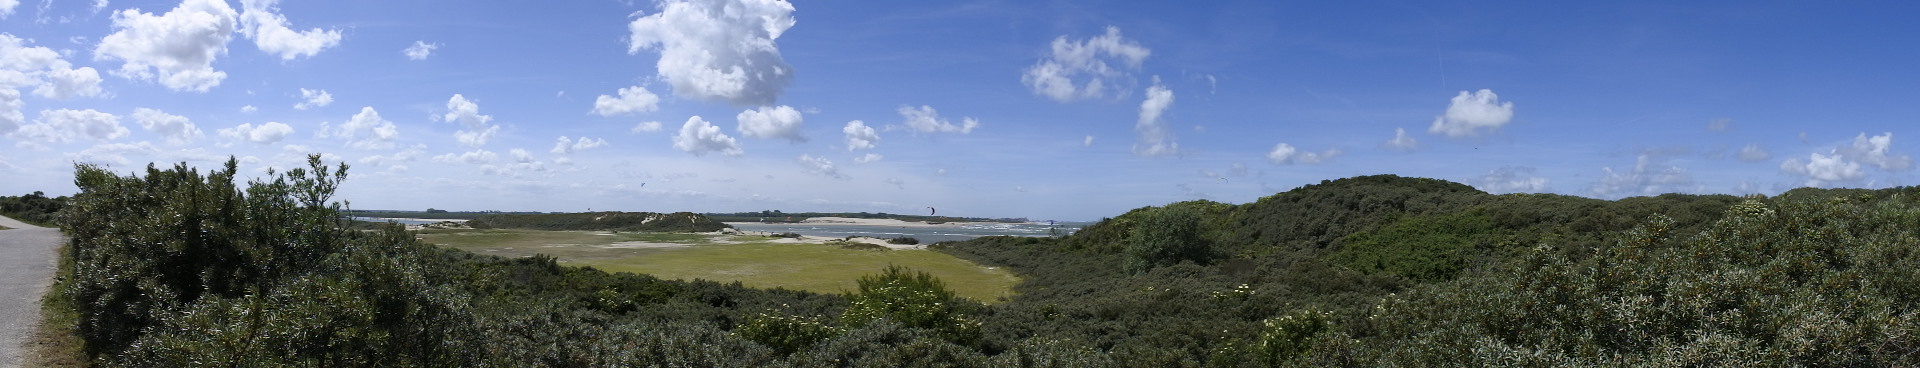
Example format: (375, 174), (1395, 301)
(217, 121), (292, 144)
(551, 136), (607, 154)
(130, 107), (200, 145)
(672, 115), (741, 156)
(842, 120), (878, 151)
(1838, 132), (1913, 170)
(442, 94), (498, 146)
(1781, 152), (1864, 187)
(509, 148), (535, 163)
(1, 34), (105, 99)
(432, 149), (497, 165)
(1778, 132), (1913, 187)
(1266, 143), (1340, 165)
(1478, 166), (1548, 193)
(736, 105), (804, 142)
(1022, 26), (1151, 102)
(36, 64), (104, 99)
(1134, 79), (1176, 156)
(853, 153), (881, 163)
(1428, 89), (1515, 138)
(897, 105), (978, 134)
(628, 0), (796, 106)
(1383, 127), (1419, 151)
(403, 40), (437, 60)
(796, 154), (844, 179)
(326, 106), (398, 150)
(0, 89), (19, 134)
(237, 0), (341, 60)
(293, 88), (331, 110)
(94, 0), (238, 92)
(11, 108), (127, 143)
(593, 85), (661, 116)
(0, 0), (17, 19)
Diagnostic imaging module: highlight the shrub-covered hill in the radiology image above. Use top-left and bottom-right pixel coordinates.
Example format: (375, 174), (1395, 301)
(52, 160), (1920, 366)
(466, 211), (731, 232)
(938, 175), (1920, 365)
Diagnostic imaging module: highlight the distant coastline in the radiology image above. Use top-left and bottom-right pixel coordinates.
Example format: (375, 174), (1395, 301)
(742, 216), (987, 228)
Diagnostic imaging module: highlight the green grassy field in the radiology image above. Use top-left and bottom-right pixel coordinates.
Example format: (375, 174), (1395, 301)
(417, 229), (1020, 302)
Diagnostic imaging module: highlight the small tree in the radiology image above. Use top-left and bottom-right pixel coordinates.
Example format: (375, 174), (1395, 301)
(1123, 204), (1212, 275)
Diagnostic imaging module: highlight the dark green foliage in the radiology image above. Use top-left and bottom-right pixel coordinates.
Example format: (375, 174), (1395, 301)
(1221, 175), (1489, 257)
(0, 190), (67, 226)
(1302, 195), (1920, 365)
(738, 312), (844, 356)
(842, 265), (983, 346)
(466, 211), (732, 232)
(889, 236), (921, 245)
(61, 157), (1920, 366)
(1332, 212), (1501, 281)
(1123, 202), (1217, 274)
(55, 156), (841, 366)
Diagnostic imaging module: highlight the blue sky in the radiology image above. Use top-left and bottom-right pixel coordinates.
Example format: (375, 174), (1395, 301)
(0, 0), (1915, 221)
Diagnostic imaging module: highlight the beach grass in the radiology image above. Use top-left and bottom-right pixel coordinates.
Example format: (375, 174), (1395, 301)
(418, 229), (1019, 303)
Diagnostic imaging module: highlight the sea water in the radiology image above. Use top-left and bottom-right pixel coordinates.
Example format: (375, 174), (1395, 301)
(729, 222), (1089, 244)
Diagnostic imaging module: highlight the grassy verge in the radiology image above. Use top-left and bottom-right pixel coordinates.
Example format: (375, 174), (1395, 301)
(26, 239), (87, 367)
(594, 242), (1019, 303)
(421, 229), (1019, 303)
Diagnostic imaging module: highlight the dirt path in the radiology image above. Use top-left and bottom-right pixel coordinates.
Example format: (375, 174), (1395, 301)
(0, 215), (60, 368)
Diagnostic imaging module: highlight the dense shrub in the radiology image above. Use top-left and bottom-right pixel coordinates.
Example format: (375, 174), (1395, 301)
(1331, 212), (1501, 281)
(1312, 196), (1920, 365)
(57, 156), (1920, 366)
(0, 191), (67, 226)
(1123, 203), (1215, 274)
(842, 266), (984, 346)
(54, 157), (834, 366)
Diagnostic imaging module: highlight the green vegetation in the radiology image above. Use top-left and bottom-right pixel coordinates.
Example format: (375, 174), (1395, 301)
(466, 211), (731, 232)
(420, 228), (1018, 302)
(0, 190), (67, 227)
(52, 156), (1920, 366)
(841, 265), (984, 345)
(1122, 201), (1220, 274)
